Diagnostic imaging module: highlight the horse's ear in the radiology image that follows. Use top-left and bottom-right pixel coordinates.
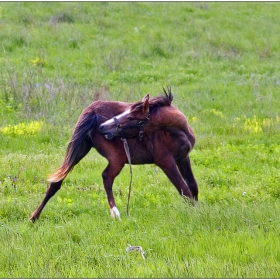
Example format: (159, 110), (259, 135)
(142, 94), (150, 114)
(142, 94), (149, 102)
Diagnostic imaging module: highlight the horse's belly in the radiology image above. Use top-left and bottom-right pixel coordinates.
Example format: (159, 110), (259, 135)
(130, 151), (154, 164)
(127, 139), (154, 164)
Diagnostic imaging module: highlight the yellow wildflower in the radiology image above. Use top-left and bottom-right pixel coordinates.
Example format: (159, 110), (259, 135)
(243, 116), (263, 133)
(189, 116), (198, 123)
(30, 57), (47, 67)
(0, 121), (43, 136)
(209, 109), (225, 118)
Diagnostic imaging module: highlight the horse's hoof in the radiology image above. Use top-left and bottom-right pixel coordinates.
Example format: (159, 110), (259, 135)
(29, 216), (36, 223)
(29, 211), (39, 222)
(110, 206), (121, 220)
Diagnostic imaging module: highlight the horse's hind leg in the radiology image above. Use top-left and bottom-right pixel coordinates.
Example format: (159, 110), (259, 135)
(29, 181), (63, 222)
(176, 156), (198, 200)
(29, 139), (92, 222)
(102, 161), (125, 219)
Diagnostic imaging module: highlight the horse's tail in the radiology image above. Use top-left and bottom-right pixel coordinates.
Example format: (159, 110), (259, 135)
(48, 113), (98, 183)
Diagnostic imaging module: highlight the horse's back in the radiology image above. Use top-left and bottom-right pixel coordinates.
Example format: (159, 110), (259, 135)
(151, 104), (195, 146)
(82, 100), (131, 119)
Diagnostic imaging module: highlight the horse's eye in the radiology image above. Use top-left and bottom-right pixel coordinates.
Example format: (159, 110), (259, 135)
(128, 117), (134, 121)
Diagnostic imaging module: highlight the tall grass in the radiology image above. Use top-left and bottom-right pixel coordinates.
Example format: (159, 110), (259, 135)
(1, 2), (280, 278)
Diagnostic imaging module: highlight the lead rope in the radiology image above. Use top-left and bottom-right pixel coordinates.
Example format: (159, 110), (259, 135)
(121, 138), (133, 216)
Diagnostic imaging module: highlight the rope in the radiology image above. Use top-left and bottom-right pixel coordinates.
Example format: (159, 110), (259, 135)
(126, 244), (146, 259)
(121, 138), (133, 216)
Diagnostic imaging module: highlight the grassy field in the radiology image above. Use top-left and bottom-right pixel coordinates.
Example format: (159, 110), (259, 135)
(1, 2), (280, 278)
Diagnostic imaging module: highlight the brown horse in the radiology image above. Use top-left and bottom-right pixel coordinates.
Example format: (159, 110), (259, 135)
(30, 87), (198, 221)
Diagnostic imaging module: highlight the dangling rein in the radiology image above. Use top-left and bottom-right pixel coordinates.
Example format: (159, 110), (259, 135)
(121, 138), (133, 216)
(113, 114), (150, 216)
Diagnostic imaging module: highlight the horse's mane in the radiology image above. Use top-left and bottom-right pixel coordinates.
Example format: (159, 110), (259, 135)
(132, 87), (174, 111)
(149, 86), (173, 109)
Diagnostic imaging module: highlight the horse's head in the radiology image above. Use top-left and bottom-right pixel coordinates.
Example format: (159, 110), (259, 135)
(99, 94), (150, 140)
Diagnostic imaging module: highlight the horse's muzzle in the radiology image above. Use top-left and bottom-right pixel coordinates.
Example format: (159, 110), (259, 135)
(99, 124), (114, 140)
(104, 132), (114, 140)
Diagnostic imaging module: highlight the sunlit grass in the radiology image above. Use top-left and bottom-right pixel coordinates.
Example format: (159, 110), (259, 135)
(0, 2), (280, 278)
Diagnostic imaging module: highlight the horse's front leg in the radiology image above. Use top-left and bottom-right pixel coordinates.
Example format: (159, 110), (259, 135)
(102, 161), (125, 219)
(155, 155), (194, 201)
(176, 156), (198, 200)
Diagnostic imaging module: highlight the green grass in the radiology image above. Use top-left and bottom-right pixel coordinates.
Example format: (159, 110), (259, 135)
(1, 2), (280, 278)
